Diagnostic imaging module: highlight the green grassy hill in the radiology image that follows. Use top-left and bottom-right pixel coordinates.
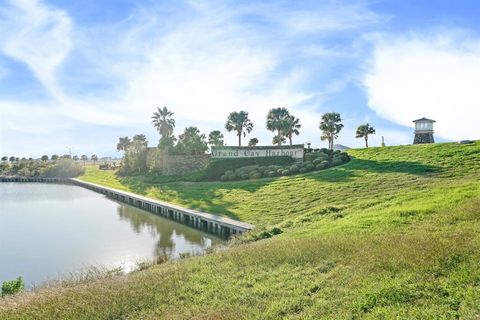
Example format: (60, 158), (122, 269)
(1, 142), (479, 319)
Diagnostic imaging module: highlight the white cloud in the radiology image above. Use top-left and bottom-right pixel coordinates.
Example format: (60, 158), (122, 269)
(0, 0), (72, 97)
(0, 0), (384, 155)
(363, 33), (480, 141)
(279, 3), (385, 34)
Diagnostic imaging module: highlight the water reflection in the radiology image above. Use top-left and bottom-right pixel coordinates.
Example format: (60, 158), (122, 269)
(0, 183), (223, 287)
(116, 203), (221, 258)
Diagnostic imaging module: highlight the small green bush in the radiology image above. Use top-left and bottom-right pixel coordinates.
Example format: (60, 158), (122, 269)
(281, 169), (290, 176)
(332, 159), (343, 166)
(240, 173), (249, 180)
(268, 165), (283, 172)
(270, 227), (283, 235)
(299, 167), (308, 173)
(304, 153), (316, 162)
(337, 152), (351, 162)
(1, 277), (24, 296)
(289, 165), (300, 173)
(320, 148), (330, 154)
(258, 231), (272, 239)
(249, 172), (262, 179)
(315, 163), (326, 170)
(302, 161), (313, 167)
(267, 171), (276, 177)
(179, 253), (191, 259)
(305, 163), (315, 171)
(258, 166), (268, 174)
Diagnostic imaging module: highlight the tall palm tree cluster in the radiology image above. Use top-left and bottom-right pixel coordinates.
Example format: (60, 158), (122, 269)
(115, 106), (378, 156)
(266, 107), (301, 146)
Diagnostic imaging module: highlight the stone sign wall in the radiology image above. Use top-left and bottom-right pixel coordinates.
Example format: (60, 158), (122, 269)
(146, 148), (211, 176)
(146, 144), (305, 176)
(211, 144), (304, 160)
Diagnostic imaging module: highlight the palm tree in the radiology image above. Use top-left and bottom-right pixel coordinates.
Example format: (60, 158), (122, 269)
(225, 111), (253, 146)
(132, 134), (148, 147)
(41, 155), (49, 162)
(91, 154), (98, 165)
(1, 156), (7, 162)
(73, 155), (79, 161)
(80, 155), (88, 166)
(248, 138), (259, 147)
(319, 112), (344, 150)
(117, 137), (131, 152)
(283, 115), (301, 146)
(356, 123), (376, 148)
(272, 135), (286, 146)
(266, 107), (290, 146)
(9, 156), (15, 162)
(152, 106), (175, 138)
(208, 130), (225, 147)
(51, 154), (59, 161)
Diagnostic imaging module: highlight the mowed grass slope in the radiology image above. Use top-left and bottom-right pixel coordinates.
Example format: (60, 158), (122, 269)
(1, 142), (479, 319)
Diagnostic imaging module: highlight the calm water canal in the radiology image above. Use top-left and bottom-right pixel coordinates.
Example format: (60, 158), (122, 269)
(0, 183), (222, 287)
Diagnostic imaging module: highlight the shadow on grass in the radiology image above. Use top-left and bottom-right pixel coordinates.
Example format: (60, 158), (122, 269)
(307, 158), (442, 183)
(117, 174), (242, 220)
(113, 158), (441, 220)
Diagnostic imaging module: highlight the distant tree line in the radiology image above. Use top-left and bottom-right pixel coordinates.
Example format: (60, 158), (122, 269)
(2, 154), (100, 164)
(0, 157), (84, 178)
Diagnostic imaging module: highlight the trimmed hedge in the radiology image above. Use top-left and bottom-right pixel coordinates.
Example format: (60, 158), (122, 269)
(220, 150), (351, 181)
(205, 156), (294, 180)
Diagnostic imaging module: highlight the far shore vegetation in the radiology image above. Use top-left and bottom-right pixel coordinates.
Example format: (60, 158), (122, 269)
(0, 157), (84, 178)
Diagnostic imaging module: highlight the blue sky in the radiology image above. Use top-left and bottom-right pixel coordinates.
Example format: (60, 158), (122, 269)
(0, 0), (479, 157)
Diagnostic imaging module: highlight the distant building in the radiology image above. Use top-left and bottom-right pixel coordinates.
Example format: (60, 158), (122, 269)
(413, 117), (435, 144)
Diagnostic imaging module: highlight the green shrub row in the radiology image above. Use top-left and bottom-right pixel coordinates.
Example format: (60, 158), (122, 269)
(220, 151), (350, 181)
(205, 156), (294, 180)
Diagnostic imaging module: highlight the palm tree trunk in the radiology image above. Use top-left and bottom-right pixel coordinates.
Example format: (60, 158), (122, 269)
(365, 136), (368, 148)
(238, 131), (241, 146)
(278, 130), (282, 146)
(289, 134), (292, 146)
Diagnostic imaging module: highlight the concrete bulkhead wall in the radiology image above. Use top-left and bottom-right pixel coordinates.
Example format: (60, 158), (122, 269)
(69, 178), (254, 237)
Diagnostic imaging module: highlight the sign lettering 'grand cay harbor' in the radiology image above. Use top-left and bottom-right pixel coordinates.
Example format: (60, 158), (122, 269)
(211, 144), (305, 159)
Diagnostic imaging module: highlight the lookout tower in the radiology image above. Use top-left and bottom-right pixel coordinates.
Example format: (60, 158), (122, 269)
(413, 117), (435, 144)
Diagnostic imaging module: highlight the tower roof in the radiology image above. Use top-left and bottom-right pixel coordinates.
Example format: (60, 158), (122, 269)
(412, 117), (436, 123)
